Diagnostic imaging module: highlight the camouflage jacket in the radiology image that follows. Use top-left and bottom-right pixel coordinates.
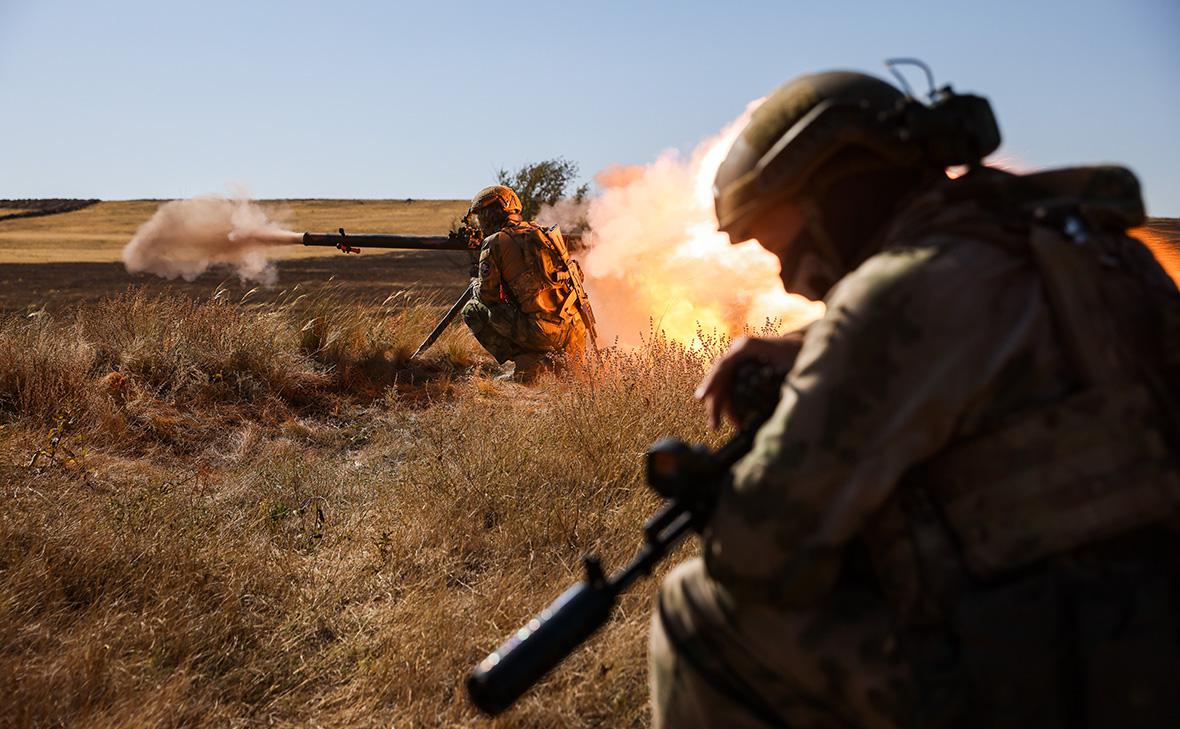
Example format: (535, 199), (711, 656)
(703, 166), (1180, 608)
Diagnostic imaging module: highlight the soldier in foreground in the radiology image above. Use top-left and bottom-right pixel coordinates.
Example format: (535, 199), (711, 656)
(651, 70), (1180, 727)
(461, 185), (595, 381)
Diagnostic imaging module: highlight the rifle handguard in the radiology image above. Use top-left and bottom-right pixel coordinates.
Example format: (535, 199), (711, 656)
(465, 359), (790, 716)
(467, 557), (615, 715)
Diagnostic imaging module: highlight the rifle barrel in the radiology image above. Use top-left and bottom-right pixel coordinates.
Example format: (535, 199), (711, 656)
(466, 503), (695, 716)
(465, 361), (785, 717)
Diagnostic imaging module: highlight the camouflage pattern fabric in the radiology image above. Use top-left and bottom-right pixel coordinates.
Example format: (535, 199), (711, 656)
(652, 169), (1180, 727)
(703, 213), (1069, 602)
(464, 215), (587, 366)
(652, 559), (911, 729)
(461, 299), (525, 364)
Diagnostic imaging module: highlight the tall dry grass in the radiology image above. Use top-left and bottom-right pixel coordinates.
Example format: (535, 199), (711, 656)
(0, 289), (728, 728)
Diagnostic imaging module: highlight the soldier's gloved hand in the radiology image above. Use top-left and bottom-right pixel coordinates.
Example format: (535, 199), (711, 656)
(695, 332), (805, 430)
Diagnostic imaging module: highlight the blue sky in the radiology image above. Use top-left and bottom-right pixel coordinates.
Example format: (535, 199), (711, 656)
(2, 0), (1177, 215)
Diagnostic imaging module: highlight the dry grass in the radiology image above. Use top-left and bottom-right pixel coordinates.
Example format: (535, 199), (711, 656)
(0, 199), (468, 264)
(0, 289), (724, 728)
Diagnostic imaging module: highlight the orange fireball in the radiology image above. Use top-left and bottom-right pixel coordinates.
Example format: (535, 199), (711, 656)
(581, 103), (824, 348)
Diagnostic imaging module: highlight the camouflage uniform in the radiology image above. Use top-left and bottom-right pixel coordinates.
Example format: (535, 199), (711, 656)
(462, 217), (588, 370)
(652, 167), (1180, 728)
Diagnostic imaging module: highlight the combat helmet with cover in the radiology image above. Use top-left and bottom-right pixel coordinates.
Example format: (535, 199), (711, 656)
(468, 185), (523, 218)
(713, 68), (1000, 298)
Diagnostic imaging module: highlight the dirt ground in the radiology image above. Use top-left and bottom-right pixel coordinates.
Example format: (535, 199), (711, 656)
(2, 201), (1178, 729)
(0, 250), (473, 314)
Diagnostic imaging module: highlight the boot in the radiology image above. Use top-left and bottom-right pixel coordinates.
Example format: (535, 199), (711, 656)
(492, 362), (517, 382)
(511, 353), (550, 384)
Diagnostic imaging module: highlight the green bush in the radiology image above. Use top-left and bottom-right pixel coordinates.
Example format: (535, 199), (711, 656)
(497, 157), (589, 220)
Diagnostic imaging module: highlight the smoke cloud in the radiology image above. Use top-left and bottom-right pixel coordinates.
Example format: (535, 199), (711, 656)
(122, 194), (300, 285)
(573, 108), (824, 347)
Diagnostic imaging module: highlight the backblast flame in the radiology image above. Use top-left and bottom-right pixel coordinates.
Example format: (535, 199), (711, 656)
(579, 104), (824, 347)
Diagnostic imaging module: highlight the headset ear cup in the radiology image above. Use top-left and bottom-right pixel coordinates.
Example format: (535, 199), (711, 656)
(907, 93), (1001, 167)
(952, 94), (1001, 164)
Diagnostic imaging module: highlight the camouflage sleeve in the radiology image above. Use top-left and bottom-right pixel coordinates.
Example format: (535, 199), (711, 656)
(475, 236), (503, 306)
(703, 241), (1047, 604)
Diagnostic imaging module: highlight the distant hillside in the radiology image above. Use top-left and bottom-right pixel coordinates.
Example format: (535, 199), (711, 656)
(0, 198), (99, 221)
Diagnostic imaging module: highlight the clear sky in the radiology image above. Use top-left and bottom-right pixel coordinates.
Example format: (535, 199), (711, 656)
(2, 0), (1177, 215)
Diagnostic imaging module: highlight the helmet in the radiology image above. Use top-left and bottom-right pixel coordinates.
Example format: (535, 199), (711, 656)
(713, 69), (1002, 298)
(468, 185), (522, 219)
(715, 69), (1001, 247)
(714, 71), (918, 244)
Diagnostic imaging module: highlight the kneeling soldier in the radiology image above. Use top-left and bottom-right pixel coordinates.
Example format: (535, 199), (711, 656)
(461, 185), (596, 381)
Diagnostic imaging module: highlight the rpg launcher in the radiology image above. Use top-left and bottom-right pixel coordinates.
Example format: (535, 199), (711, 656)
(465, 361), (788, 716)
(302, 227), (585, 255)
(301, 226), (484, 254)
(304, 226), (590, 359)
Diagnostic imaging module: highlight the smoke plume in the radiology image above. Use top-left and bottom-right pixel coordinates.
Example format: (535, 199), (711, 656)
(574, 108), (824, 347)
(122, 195), (300, 285)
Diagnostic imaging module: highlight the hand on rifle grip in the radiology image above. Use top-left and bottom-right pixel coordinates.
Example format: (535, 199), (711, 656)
(695, 332), (803, 430)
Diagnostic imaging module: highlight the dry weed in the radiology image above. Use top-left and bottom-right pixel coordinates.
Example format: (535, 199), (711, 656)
(0, 289), (729, 728)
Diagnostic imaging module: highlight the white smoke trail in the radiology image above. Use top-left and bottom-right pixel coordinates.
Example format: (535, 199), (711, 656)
(122, 194), (300, 285)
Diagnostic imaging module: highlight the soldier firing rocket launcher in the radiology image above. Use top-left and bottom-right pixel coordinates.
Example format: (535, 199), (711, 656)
(301, 226), (588, 358)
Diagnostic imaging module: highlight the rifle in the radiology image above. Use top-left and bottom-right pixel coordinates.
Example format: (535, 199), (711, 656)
(411, 282), (475, 359)
(465, 362), (786, 715)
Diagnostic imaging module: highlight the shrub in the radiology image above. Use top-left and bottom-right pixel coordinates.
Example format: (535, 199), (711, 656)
(496, 158), (589, 221)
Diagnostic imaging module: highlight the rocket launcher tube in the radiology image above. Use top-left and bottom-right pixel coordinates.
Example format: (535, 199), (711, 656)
(302, 229), (478, 252)
(301, 227), (584, 254)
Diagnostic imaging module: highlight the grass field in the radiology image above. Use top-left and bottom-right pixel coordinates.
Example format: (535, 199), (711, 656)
(0, 199), (700, 728)
(0, 288), (719, 728)
(1, 202), (1178, 727)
